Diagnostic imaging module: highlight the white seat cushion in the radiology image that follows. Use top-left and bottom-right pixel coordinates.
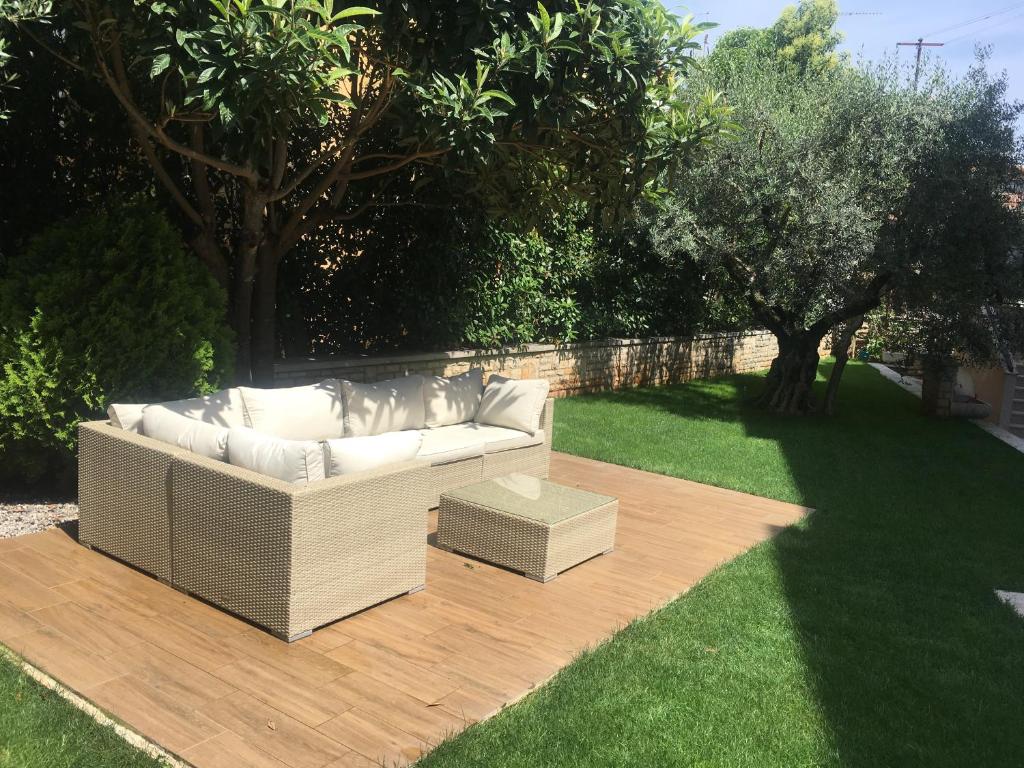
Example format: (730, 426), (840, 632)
(423, 368), (484, 427)
(416, 422), (541, 465)
(474, 375), (550, 434)
(322, 431), (422, 476)
(107, 403), (146, 433)
(227, 428), (325, 484)
(466, 423), (544, 453)
(141, 406), (230, 461)
(341, 375), (425, 436)
(416, 424), (485, 466)
(238, 380), (344, 441)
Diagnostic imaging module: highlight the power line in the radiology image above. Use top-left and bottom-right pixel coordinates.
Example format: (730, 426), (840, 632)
(924, 1), (1024, 39)
(943, 8), (1024, 44)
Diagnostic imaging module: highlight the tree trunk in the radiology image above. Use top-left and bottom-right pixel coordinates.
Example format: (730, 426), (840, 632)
(251, 244), (279, 387)
(232, 188), (266, 384)
(757, 331), (823, 414)
(821, 314), (864, 416)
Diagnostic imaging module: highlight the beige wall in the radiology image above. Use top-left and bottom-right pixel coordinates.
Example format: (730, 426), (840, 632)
(275, 330), (808, 395)
(964, 365), (1012, 425)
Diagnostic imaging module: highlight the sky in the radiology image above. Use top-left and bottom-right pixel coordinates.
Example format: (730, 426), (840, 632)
(672, 0), (1024, 134)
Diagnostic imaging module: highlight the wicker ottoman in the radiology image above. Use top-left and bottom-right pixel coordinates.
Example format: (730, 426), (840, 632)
(437, 474), (617, 582)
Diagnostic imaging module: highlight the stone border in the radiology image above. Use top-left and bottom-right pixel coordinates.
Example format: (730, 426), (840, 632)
(1, 644), (188, 767)
(274, 331), (771, 374)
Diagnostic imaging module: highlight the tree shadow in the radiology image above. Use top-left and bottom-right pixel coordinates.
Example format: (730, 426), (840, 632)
(732, 362), (1024, 766)
(562, 361), (1024, 764)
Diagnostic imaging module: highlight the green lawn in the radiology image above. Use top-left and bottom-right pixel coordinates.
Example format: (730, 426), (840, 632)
(419, 361), (1024, 768)
(0, 651), (165, 768)
(3, 361), (1023, 767)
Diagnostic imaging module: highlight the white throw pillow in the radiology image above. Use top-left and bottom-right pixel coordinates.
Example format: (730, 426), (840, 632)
(238, 380), (344, 441)
(107, 403), (146, 433)
(227, 428), (325, 484)
(141, 406), (230, 461)
(423, 368), (484, 428)
(322, 431), (422, 476)
(152, 388), (248, 428)
(474, 375), (550, 435)
(341, 375), (425, 436)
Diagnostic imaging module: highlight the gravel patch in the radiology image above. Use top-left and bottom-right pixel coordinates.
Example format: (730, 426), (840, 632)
(0, 500), (79, 539)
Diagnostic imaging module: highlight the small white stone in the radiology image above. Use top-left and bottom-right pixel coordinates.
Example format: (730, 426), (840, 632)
(995, 590), (1024, 619)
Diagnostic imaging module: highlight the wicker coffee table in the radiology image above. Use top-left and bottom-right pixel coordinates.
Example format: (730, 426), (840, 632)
(437, 474), (617, 582)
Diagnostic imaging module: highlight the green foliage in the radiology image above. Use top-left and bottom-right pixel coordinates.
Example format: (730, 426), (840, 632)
(713, 0), (843, 78)
(277, 191), (745, 355)
(0, 199), (234, 486)
(769, 0), (844, 75)
(452, 220), (592, 349)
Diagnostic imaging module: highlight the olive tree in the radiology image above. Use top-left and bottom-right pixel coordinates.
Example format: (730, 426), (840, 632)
(4, 0), (727, 382)
(675, 45), (1023, 415)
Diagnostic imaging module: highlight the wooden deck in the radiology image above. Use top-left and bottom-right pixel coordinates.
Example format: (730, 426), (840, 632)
(0, 453), (808, 768)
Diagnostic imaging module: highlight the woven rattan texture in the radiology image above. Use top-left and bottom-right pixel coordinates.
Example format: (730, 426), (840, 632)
(78, 422), (184, 581)
(436, 492), (617, 581)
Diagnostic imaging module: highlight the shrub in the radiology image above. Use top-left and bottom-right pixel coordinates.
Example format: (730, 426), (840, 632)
(0, 199), (234, 487)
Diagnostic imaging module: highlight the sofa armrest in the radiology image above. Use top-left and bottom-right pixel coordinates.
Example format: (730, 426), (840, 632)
(540, 397), (554, 449)
(77, 421), (188, 581)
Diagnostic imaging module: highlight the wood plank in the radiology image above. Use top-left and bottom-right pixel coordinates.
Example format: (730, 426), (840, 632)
(317, 671), (468, 744)
(31, 601), (145, 658)
(0, 563), (66, 612)
(201, 691), (350, 768)
(222, 630), (351, 688)
(324, 640), (459, 704)
(316, 708), (424, 767)
(183, 730), (293, 768)
(108, 641), (236, 710)
(0, 599), (42, 643)
(2, 546), (80, 587)
(212, 656), (354, 727)
(88, 675), (225, 754)
(5, 626), (124, 692)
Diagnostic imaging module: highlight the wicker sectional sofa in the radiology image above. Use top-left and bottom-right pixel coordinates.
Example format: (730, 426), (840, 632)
(77, 372), (552, 641)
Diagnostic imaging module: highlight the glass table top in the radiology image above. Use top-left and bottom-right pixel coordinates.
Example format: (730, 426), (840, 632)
(443, 474), (616, 524)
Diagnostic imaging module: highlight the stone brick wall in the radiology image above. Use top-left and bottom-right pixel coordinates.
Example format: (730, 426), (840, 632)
(274, 330), (787, 396)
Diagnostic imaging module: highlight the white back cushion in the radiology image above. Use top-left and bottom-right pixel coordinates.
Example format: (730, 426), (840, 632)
(341, 375), (425, 436)
(153, 388), (248, 428)
(474, 375), (550, 435)
(227, 428), (325, 484)
(107, 403), (146, 433)
(141, 406), (230, 461)
(238, 380), (344, 441)
(323, 431), (422, 476)
(423, 368), (484, 428)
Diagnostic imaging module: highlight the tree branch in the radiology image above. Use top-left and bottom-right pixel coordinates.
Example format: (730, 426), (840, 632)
(92, 19), (259, 182)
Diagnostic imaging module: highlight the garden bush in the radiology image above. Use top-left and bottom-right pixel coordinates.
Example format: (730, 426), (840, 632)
(0, 199), (234, 488)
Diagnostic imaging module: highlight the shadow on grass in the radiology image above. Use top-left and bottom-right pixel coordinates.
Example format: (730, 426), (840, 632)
(740, 363), (1024, 767)
(555, 361), (1024, 766)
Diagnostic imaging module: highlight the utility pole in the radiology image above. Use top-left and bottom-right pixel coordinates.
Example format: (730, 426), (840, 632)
(897, 37), (944, 89)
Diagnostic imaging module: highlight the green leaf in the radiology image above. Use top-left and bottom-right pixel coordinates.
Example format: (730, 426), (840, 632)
(150, 54), (171, 78)
(479, 89), (515, 106)
(332, 6), (380, 20)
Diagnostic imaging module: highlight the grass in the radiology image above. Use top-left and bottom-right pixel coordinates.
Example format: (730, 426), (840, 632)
(2, 361), (1022, 767)
(0, 651), (165, 768)
(419, 361), (1024, 768)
